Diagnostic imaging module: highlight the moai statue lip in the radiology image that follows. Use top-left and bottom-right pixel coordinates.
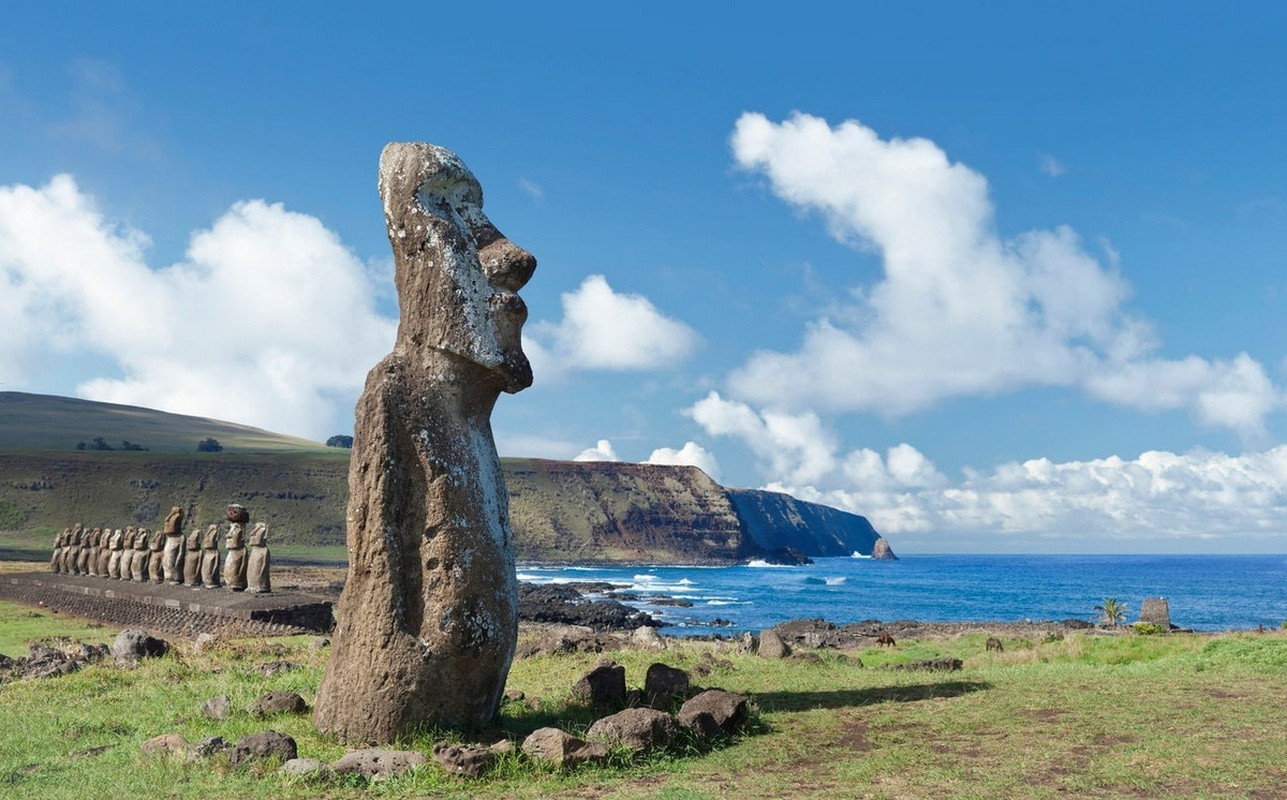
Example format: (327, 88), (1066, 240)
(314, 143), (534, 743)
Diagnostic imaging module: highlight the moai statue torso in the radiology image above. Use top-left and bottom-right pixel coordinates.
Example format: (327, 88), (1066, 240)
(246, 522), (271, 593)
(131, 529), (150, 582)
(222, 504), (249, 591)
(200, 524), (221, 588)
(314, 143), (535, 742)
(161, 507), (185, 584)
(183, 528), (203, 587)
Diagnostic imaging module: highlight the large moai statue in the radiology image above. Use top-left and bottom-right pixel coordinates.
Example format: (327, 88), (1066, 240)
(246, 522), (271, 593)
(161, 507), (185, 584)
(183, 527), (203, 587)
(200, 524), (221, 589)
(222, 504), (249, 591)
(314, 143), (535, 742)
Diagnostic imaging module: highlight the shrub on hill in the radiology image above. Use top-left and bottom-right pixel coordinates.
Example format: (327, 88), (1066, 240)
(196, 438), (223, 453)
(326, 435), (354, 448)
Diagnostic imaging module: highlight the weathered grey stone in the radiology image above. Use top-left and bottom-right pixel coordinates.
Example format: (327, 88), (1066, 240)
(331, 748), (428, 780)
(201, 695), (232, 720)
(521, 727), (608, 768)
(192, 632), (218, 654)
(111, 629), (169, 666)
(314, 142), (536, 743)
(644, 662), (690, 709)
(1139, 597), (1171, 629)
(571, 662), (626, 707)
(187, 736), (228, 761)
(632, 625), (666, 650)
(140, 733), (187, 756)
(677, 689), (750, 739)
(229, 730), (297, 767)
(248, 691), (308, 716)
(279, 757), (330, 779)
(586, 708), (679, 754)
(432, 742), (495, 779)
(757, 629), (791, 659)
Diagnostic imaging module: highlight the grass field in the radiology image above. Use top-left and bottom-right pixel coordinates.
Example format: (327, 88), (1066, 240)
(1, 594), (1284, 799)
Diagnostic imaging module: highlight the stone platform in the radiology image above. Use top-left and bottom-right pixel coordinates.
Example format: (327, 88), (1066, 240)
(0, 572), (333, 637)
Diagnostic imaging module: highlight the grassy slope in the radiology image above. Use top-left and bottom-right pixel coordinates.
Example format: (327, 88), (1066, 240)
(0, 600), (1283, 799)
(0, 392), (329, 454)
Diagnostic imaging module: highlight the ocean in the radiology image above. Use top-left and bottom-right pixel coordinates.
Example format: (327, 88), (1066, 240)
(518, 554), (1287, 634)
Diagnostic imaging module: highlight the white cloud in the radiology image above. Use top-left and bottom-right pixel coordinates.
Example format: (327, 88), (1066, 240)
(527, 275), (699, 376)
(645, 441), (721, 480)
(687, 391), (835, 485)
(573, 439), (619, 462)
(517, 178), (544, 202)
(687, 391), (1287, 547)
(0, 174), (396, 438)
(1038, 152), (1065, 177)
(728, 112), (1282, 436)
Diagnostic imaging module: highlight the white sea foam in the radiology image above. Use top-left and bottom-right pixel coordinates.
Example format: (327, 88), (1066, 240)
(825, 577), (846, 586)
(745, 559), (795, 568)
(706, 600), (752, 606)
(851, 552), (872, 559)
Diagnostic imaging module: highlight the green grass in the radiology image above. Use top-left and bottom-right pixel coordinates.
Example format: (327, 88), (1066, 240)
(1, 602), (1284, 799)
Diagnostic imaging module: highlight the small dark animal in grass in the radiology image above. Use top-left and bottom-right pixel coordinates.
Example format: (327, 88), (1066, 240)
(876, 633), (896, 647)
(986, 637), (1004, 653)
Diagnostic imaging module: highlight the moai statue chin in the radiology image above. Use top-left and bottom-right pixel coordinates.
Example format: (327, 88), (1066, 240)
(313, 142), (535, 743)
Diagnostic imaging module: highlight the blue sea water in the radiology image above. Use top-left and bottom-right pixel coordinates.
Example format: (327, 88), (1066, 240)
(518, 554), (1287, 634)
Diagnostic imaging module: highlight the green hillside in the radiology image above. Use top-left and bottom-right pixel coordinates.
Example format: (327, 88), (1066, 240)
(0, 392), (329, 454)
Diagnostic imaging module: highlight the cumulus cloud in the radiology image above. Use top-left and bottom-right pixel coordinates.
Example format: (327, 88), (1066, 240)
(728, 112), (1281, 436)
(0, 174), (396, 438)
(573, 439), (620, 462)
(645, 441), (721, 480)
(688, 392), (1287, 547)
(526, 274), (699, 378)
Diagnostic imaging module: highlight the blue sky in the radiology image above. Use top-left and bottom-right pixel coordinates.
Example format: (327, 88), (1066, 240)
(2, 3), (1285, 553)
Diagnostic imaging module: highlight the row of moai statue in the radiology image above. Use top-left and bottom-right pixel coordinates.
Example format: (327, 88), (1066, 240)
(49, 504), (271, 593)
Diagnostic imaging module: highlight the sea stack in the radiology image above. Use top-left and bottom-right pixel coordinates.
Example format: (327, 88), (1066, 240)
(313, 142), (535, 742)
(871, 537), (898, 560)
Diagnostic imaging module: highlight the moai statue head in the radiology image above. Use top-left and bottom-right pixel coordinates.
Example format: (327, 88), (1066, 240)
(378, 142), (537, 394)
(164, 507), (184, 535)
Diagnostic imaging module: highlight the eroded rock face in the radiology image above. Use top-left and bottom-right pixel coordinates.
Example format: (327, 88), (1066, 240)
(313, 143), (535, 743)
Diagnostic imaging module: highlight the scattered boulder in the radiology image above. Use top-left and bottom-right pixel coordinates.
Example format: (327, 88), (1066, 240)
(516, 625), (620, 658)
(229, 730), (297, 767)
(890, 658), (963, 672)
(111, 629), (169, 666)
(0, 640), (108, 680)
(331, 748), (427, 780)
(586, 708), (679, 754)
(772, 618), (837, 649)
(432, 742), (495, 779)
(248, 691), (308, 716)
(644, 662), (690, 709)
(187, 736), (228, 761)
(191, 633), (218, 654)
(737, 632), (757, 653)
(757, 629), (791, 659)
(518, 583), (658, 630)
(632, 625), (666, 650)
(140, 733), (187, 756)
(255, 660), (298, 677)
(279, 758), (330, 779)
(521, 727), (608, 769)
(201, 695), (232, 720)
(571, 662), (626, 707)
(678, 689), (750, 740)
